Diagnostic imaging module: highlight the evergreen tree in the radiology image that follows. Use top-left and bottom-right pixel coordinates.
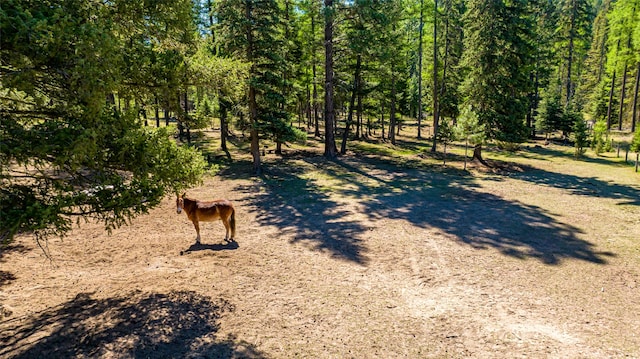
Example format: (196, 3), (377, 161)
(554, 0), (593, 106)
(436, 119), (455, 165)
(579, 0), (611, 114)
(606, 0), (639, 130)
(216, 0), (296, 173)
(537, 87), (570, 139)
(571, 109), (589, 158)
(460, 0), (533, 161)
(592, 119), (611, 154)
(528, 0), (559, 136)
(631, 127), (640, 153)
(454, 105), (485, 170)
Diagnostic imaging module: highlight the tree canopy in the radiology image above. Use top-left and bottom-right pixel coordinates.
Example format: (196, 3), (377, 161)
(1, 0), (207, 243)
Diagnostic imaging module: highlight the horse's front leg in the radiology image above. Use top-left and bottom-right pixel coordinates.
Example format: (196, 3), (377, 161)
(192, 220), (201, 243)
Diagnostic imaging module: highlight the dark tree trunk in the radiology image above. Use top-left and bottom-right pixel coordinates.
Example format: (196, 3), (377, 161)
(417, 0), (424, 139)
(381, 102), (386, 141)
(341, 55), (361, 154)
(356, 89), (363, 139)
(632, 63), (639, 133)
(246, 0), (261, 174)
(155, 96), (160, 127)
(565, 1), (575, 105)
(220, 100), (230, 156)
(311, 7), (321, 137)
(607, 39), (620, 130)
(618, 61), (629, 131)
(430, 0), (439, 152)
(607, 69), (617, 130)
(207, 0), (215, 50)
(324, 0), (338, 158)
(389, 74), (397, 145)
(472, 144), (491, 167)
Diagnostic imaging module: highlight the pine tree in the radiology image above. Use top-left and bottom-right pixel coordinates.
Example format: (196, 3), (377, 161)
(571, 113), (589, 158)
(436, 119), (455, 165)
(555, 0), (593, 106)
(454, 105), (485, 170)
(216, 0), (296, 173)
(460, 0), (533, 162)
(536, 88), (564, 139)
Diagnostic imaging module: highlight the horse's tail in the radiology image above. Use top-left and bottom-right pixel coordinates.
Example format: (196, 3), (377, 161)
(230, 207), (236, 238)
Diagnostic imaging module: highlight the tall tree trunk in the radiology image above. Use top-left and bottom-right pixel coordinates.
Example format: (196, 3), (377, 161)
(207, 0), (216, 53)
(312, 12), (320, 137)
(246, 0), (261, 174)
(341, 56), (361, 154)
(607, 69), (617, 130)
(381, 101), (385, 140)
(526, 72), (535, 135)
(306, 84), (312, 129)
(565, 0), (576, 106)
(417, 0), (424, 139)
(430, 0), (439, 152)
(632, 63), (639, 133)
(249, 86), (261, 174)
(607, 39), (620, 130)
(220, 100), (229, 155)
(184, 91), (191, 144)
(357, 89), (363, 138)
(389, 73), (397, 145)
(324, 0), (338, 158)
(154, 96), (160, 127)
(618, 61), (628, 131)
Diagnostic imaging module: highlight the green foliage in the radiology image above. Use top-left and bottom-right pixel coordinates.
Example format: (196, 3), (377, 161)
(436, 119), (455, 164)
(454, 105), (485, 145)
(460, 0), (532, 144)
(0, 0), (206, 244)
(591, 119), (611, 154)
(631, 127), (640, 153)
(536, 90), (565, 136)
(195, 95), (214, 128)
(570, 111), (589, 158)
(436, 119), (456, 146)
(554, 0), (593, 105)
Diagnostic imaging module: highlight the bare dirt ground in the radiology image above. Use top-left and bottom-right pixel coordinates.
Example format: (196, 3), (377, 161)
(1, 136), (640, 358)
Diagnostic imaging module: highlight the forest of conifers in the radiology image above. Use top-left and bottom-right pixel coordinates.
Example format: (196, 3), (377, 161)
(1, 0), (639, 242)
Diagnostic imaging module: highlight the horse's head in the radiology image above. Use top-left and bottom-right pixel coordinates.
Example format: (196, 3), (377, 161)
(176, 193), (186, 214)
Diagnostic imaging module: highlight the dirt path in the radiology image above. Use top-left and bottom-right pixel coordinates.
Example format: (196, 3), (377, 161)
(1, 150), (639, 358)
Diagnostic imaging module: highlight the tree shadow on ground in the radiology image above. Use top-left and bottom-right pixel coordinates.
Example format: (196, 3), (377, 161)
(230, 157), (369, 265)
(327, 156), (615, 265)
(0, 243), (29, 288)
(0, 271), (16, 288)
(0, 290), (265, 359)
(0, 243), (29, 261)
(502, 164), (640, 206)
(520, 144), (634, 168)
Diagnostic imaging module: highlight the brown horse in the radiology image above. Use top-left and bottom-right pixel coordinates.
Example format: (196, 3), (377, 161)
(176, 193), (236, 243)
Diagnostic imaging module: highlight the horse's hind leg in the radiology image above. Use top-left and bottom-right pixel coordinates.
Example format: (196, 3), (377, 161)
(221, 219), (230, 241)
(192, 221), (201, 243)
